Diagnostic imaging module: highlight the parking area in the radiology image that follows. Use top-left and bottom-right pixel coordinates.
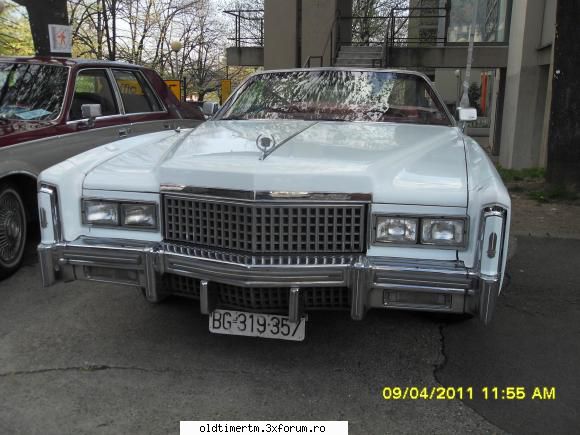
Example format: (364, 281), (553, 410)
(1, 229), (578, 435)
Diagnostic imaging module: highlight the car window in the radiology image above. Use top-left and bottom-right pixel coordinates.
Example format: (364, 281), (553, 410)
(0, 63), (68, 121)
(220, 71), (451, 126)
(69, 69), (119, 120)
(112, 69), (163, 114)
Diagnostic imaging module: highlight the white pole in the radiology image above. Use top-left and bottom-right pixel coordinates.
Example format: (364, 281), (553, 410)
(460, 0), (479, 108)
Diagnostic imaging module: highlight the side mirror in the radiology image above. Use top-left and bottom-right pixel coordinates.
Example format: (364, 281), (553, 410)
(81, 104), (102, 128)
(458, 107), (477, 122)
(202, 101), (219, 117)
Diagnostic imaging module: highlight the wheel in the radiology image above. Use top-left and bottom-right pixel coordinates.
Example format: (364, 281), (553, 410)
(0, 183), (27, 280)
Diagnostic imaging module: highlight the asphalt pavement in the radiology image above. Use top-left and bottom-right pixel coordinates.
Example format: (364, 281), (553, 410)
(437, 236), (580, 434)
(0, 236), (578, 435)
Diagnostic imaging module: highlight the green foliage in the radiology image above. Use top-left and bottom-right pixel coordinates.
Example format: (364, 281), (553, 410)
(497, 166), (577, 203)
(0, 2), (34, 56)
(527, 188), (579, 203)
(497, 166), (546, 183)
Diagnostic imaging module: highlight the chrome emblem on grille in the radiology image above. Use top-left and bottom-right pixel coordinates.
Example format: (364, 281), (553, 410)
(256, 134), (275, 158)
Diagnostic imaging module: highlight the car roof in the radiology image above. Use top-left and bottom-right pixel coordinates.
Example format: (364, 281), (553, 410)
(0, 56), (147, 69)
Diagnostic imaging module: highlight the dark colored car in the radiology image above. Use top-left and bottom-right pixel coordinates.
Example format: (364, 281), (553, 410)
(0, 56), (204, 278)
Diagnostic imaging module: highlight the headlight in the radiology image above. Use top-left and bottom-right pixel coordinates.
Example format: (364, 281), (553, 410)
(82, 199), (157, 229)
(421, 218), (466, 246)
(83, 200), (119, 226)
(375, 217), (418, 243)
(373, 215), (467, 247)
(121, 203), (157, 228)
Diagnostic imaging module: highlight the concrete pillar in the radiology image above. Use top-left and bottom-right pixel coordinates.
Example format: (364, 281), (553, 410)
(499, 0), (549, 169)
(337, 0), (353, 47)
(301, 0), (337, 67)
(264, 0), (299, 69)
(301, 0), (352, 67)
(264, 0), (352, 69)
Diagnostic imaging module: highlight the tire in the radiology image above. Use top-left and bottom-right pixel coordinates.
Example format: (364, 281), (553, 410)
(0, 183), (27, 280)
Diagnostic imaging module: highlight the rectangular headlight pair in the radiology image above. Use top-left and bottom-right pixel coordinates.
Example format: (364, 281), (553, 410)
(375, 216), (466, 247)
(82, 200), (158, 229)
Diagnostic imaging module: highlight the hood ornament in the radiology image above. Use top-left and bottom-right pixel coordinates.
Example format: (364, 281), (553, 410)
(256, 133), (276, 159)
(256, 122), (319, 161)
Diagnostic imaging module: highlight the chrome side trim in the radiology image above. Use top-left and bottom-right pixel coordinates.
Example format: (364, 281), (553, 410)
(475, 205), (508, 277)
(288, 287), (301, 322)
(159, 185), (372, 202)
(256, 191), (372, 202)
(38, 236), (496, 321)
(161, 242), (356, 266)
(350, 257), (371, 320)
(473, 205), (508, 324)
(39, 183), (62, 242)
(161, 185), (254, 200)
(478, 278), (499, 324)
(38, 244), (56, 287)
(163, 252), (349, 288)
(199, 280), (217, 314)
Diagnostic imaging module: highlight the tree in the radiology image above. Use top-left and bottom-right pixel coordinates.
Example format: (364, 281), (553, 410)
(0, 0), (34, 55)
(221, 0), (264, 47)
(4, 0), (258, 102)
(69, 0), (117, 59)
(13, 0), (70, 56)
(351, 0), (409, 46)
(546, 0), (580, 191)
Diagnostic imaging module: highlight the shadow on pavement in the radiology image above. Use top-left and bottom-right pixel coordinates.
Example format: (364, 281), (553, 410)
(437, 236), (580, 435)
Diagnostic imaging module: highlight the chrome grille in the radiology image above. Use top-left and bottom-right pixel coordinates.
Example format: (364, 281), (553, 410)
(163, 195), (367, 254)
(162, 274), (350, 311)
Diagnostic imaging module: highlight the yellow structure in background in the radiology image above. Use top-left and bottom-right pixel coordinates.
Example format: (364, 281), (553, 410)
(117, 79), (144, 95)
(221, 79), (232, 103)
(164, 79), (182, 100)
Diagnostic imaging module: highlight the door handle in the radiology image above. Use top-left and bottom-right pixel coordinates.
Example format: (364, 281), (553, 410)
(118, 127), (131, 137)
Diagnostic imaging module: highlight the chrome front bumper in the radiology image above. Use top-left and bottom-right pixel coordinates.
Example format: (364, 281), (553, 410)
(38, 237), (500, 324)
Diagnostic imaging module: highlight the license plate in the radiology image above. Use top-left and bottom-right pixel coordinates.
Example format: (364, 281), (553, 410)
(209, 309), (306, 341)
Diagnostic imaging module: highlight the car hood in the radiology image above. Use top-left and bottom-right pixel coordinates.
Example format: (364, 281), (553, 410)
(83, 120), (468, 206)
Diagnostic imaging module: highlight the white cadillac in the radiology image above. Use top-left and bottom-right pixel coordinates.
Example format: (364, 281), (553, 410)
(37, 68), (510, 341)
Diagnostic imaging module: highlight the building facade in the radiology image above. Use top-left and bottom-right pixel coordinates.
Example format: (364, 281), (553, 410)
(226, 0), (557, 170)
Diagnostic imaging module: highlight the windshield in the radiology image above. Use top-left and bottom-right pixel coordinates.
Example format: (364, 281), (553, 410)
(0, 63), (69, 121)
(220, 70), (451, 126)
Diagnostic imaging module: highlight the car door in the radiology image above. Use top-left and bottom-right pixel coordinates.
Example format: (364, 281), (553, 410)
(65, 67), (134, 146)
(110, 68), (200, 136)
(0, 66), (135, 180)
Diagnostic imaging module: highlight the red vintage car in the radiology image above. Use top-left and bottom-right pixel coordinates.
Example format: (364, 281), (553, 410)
(0, 57), (204, 278)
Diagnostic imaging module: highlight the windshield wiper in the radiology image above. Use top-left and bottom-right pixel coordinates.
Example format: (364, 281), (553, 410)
(260, 121), (319, 161)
